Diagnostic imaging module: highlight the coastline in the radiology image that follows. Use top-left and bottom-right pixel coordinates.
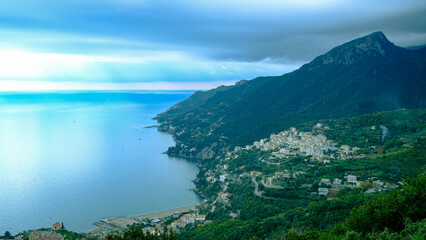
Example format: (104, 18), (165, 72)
(87, 112), (204, 236)
(87, 203), (201, 234)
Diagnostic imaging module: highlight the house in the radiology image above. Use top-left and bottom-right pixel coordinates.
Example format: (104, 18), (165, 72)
(39, 237), (62, 240)
(181, 214), (195, 224)
(171, 220), (186, 228)
(206, 176), (216, 183)
(340, 145), (351, 151)
(29, 232), (43, 240)
(219, 175), (227, 182)
(333, 178), (342, 185)
(318, 188), (329, 196)
(222, 193), (232, 199)
(29, 231), (64, 240)
(347, 175), (357, 183)
(321, 179), (331, 185)
(196, 214), (206, 222)
(52, 222), (61, 231)
(250, 171), (263, 177)
(229, 212), (238, 218)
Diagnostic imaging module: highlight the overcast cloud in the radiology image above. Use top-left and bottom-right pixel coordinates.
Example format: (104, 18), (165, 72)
(0, 0), (425, 89)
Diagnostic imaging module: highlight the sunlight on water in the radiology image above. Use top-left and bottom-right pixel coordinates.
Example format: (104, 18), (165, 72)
(0, 92), (202, 233)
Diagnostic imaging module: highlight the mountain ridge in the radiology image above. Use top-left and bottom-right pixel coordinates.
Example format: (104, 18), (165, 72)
(157, 32), (426, 160)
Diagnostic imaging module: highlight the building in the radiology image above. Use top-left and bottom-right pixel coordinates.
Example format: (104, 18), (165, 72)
(29, 232), (43, 240)
(333, 178), (342, 185)
(39, 237), (62, 240)
(340, 145), (351, 151)
(318, 188), (329, 196)
(321, 179), (331, 185)
(52, 222), (61, 231)
(222, 193), (232, 199)
(347, 175), (357, 183)
(29, 231), (64, 240)
(196, 214), (206, 222)
(171, 220), (186, 228)
(181, 214), (195, 224)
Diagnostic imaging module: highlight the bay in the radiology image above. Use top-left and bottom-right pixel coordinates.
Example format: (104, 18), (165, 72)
(0, 91), (202, 234)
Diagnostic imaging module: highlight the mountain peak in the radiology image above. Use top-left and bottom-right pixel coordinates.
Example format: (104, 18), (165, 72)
(350, 31), (393, 50)
(318, 31), (395, 65)
(367, 31), (388, 41)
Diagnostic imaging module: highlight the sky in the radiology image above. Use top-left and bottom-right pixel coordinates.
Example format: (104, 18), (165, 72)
(0, 0), (425, 91)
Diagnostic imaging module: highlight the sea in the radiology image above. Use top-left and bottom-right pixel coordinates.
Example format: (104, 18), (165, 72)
(0, 91), (203, 234)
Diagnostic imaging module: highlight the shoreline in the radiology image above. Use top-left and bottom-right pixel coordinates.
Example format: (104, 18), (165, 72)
(86, 203), (201, 234)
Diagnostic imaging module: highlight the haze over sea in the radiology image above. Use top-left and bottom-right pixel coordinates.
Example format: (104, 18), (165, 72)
(0, 91), (203, 234)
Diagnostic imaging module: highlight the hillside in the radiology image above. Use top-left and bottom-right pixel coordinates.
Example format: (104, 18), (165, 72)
(178, 109), (426, 239)
(115, 109), (426, 240)
(156, 32), (426, 160)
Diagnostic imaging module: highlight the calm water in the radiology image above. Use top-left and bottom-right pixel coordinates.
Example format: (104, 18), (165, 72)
(0, 91), (203, 234)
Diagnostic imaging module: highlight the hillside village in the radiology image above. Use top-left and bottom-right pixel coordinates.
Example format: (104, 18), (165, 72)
(196, 122), (402, 220)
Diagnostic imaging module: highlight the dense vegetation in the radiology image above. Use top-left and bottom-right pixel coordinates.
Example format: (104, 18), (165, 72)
(106, 226), (178, 240)
(179, 176), (426, 239)
(285, 175), (426, 240)
(107, 176), (425, 239)
(174, 109), (426, 239)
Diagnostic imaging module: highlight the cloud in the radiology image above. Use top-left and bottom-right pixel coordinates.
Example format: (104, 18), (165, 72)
(0, 80), (239, 91)
(0, 0), (425, 86)
(0, 49), (296, 83)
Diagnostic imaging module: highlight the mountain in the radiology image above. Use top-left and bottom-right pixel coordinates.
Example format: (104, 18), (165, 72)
(156, 32), (426, 160)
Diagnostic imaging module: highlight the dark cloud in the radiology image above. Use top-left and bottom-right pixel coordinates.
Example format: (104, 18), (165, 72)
(0, 0), (425, 65)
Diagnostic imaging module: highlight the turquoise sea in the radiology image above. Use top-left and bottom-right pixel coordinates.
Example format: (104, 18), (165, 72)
(0, 91), (203, 234)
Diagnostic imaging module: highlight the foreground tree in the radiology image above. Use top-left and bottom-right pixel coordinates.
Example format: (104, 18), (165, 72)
(106, 225), (178, 240)
(347, 175), (426, 234)
(4, 231), (12, 239)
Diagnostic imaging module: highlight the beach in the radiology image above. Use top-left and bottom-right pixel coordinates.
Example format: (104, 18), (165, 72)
(87, 204), (200, 234)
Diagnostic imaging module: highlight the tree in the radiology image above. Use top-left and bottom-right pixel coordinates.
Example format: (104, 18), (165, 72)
(106, 225), (178, 240)
(61, 222), (65, 230)
(347, 175), (426, 234)
(4, 231), (12, 239)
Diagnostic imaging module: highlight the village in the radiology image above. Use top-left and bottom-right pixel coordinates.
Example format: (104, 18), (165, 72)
(200, 124), (400, 217)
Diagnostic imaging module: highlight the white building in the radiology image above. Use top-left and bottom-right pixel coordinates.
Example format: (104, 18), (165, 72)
(333, 178), (342, 185)
(347, 175), (357, 183)
(318, 188), (329, 196)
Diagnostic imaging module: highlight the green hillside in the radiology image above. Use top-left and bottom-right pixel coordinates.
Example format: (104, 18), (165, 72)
(156, 32), (426, 160)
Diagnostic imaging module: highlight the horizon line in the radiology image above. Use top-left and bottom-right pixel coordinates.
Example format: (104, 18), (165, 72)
(0, 80), (238, 92)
